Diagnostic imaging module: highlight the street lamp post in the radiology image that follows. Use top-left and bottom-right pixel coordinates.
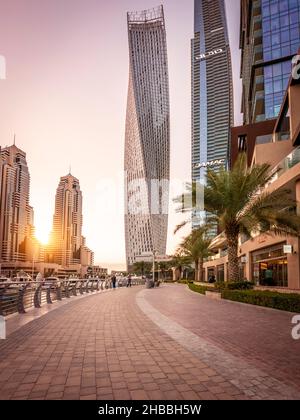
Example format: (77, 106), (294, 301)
(152, 250), (156, 285)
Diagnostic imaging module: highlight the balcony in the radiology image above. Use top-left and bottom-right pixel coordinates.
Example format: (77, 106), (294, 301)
(267, 146), (300, 187)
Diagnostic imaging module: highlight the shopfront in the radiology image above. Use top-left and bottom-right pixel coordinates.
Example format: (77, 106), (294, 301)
(252, 244), (288, 287)
(207, 267), (216, 283)
(217, 265), (225, 282)
(239, 256), (247, 281)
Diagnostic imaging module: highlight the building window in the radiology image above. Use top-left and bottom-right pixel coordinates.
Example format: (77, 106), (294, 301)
(238, 135), (247, 152)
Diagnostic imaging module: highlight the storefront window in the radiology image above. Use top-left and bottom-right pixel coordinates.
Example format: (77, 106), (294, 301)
(208, 268), (216, 283)
(252, 244), (288, 287)
(217, 265), (225, 282)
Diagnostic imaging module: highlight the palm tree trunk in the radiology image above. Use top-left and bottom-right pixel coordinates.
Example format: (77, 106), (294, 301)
(198, 258), (203, 283)
(194, 260), (198, 282)
(227, 233), (240, 282)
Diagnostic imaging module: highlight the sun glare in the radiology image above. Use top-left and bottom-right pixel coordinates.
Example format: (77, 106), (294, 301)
(35, 227), (50, 246)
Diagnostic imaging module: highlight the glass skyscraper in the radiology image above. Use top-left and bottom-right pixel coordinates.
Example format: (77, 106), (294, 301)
(124, 6), (170, 269)
(241, 0), (300, 124)
(191, 0), (233, 227)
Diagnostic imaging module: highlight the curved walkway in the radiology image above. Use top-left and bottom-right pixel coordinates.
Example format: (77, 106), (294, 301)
(0, 285), (299, 400)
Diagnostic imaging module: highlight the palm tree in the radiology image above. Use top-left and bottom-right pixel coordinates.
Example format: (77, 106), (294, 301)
(169, 253), (186, 281)
(177, 227), (212, 282)
(132, 261), (152, 276)
(157, 261), (172, 280)
(175, 154), (300, 282)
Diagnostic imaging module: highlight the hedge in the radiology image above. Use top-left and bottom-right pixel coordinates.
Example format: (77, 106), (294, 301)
(177, 280), (194, 285)
(222, 289), (300, 313)
(215, 281), (254, 291)
(188, 283), (211, 295)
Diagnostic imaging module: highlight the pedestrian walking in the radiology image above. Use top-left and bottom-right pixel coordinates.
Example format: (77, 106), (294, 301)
(127, 274), (132, 288)
(111, 275), (117, 289)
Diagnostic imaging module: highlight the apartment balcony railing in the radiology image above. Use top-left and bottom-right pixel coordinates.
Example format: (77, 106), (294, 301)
(0, 278), (146, 317)
(267, 146), (300, 188)
(205, 250), (228, 263)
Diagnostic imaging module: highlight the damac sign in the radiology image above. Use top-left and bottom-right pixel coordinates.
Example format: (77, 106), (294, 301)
(195, 159), (225, 169)
(195, 48), (224, 61)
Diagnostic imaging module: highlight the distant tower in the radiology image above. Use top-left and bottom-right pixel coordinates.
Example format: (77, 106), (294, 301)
(124, 6), (170, 269)
(0, 144), (35, 262)
(49, 174), (83, 267)
(191, 0), (233, 228)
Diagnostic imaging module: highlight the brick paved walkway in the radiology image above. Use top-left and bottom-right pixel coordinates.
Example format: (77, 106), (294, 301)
(0, 284), (299, 400)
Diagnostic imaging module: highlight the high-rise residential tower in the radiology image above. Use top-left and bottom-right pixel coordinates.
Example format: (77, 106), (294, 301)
(124, 6), (170, 269)
(191, 0), (233, 227)
(0, 144), (36, 262)
(240, 0), (300, 124)
(48, 173), (83, 267)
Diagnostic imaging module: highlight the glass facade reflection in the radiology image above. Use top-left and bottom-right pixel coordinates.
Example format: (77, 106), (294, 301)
(191, 0), (233, 228)
(262, 0), (300, 119)
(240, 0), (300, 124)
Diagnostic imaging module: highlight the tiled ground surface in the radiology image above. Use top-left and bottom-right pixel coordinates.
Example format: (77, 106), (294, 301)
(143, 285), (300, 392)
(0, 285), (299, 400)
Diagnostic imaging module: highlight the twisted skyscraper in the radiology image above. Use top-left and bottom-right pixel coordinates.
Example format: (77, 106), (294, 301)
(124, 6), (170, 269)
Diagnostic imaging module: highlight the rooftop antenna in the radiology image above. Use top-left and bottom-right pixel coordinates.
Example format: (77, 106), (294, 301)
(69, 164), (72, 175)
(13, 133), (16, 146)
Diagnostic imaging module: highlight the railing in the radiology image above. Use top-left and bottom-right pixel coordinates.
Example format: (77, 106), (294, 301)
(266, 146), (300, 188)
(0, 278), (146, 317)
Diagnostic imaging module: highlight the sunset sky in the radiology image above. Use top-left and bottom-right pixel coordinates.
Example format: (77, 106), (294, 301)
(0, 0), (241, 271)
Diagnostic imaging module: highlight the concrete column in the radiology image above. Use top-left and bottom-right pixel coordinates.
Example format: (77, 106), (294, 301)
(296, 180), (300, 217)
(287, 236), (300, 290)
(245, 252), (252, 282)
(291, 180), (300, 289)
(224, 263), (228, 283)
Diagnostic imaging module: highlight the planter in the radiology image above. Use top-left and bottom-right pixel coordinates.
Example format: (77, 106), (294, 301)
(205, 291), (222, 301)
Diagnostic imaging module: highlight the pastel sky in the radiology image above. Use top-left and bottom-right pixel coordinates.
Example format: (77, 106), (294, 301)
(0, 0), (241, 271)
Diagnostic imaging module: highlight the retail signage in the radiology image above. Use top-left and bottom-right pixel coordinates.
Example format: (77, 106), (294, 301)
(195, 159), (225, 169)
(195, 48), (224, 61)
(284, 245), (293, 254)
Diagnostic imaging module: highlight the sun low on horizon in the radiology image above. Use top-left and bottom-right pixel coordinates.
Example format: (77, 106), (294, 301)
(35, 224), (51, 246)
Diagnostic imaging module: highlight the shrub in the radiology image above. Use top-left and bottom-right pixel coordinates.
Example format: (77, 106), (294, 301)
(215, 281), (254, 291)
(214, 281), (227, 291)
(188, 283), (210, 295)
(227, 281), (255, 290)
(222, 290), (300, 313)
(177, 280), (194, 285)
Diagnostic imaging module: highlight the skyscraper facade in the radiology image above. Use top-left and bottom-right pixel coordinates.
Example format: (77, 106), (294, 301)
(0, 144), (36, 262)
(124, 6), (170, 269)
(48, 174), (83, 267)
(191, 0), (233, 226)
(240, 0), (300, 124)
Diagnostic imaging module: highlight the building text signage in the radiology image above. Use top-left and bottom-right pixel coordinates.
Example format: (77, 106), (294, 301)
(195, 159), (225, 169)
(195, 48), (224, 61)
